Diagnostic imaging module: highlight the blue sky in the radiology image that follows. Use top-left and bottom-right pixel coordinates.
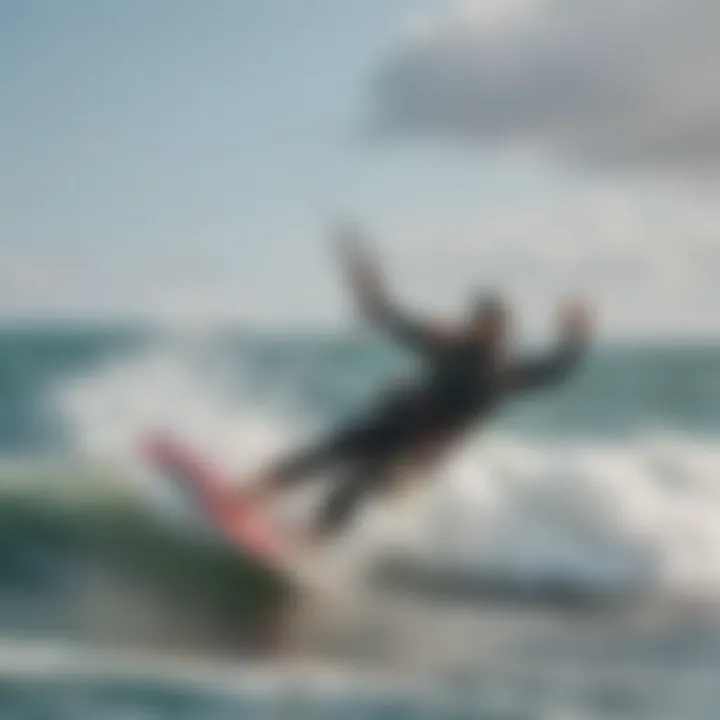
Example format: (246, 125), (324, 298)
(2, 0), (719, 336)
(1, 0), (418, 321)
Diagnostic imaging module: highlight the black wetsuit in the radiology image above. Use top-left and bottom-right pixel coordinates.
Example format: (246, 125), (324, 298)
(272, 310), (587, 534)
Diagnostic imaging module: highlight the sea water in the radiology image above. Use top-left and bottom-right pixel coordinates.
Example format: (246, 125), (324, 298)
(0, 326), (719, 718)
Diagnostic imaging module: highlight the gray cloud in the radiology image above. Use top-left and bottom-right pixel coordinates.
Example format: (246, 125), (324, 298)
(371, 0), (720, 172)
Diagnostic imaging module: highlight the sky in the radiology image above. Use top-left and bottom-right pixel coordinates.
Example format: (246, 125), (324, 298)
(2, 0), (720, 339)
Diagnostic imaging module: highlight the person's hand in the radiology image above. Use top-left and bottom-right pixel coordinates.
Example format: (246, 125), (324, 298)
(334, 220), (363, 256)
(333, 221), (386, 311)
(334, 222), (368, 278)
(334, 221), (372, 273)
(559, 297), (593, 340)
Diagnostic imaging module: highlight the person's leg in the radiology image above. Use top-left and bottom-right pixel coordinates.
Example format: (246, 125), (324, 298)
(239, 397), (411, 509)
(304, 459), (388, 546)
(239, 437), (342, 505)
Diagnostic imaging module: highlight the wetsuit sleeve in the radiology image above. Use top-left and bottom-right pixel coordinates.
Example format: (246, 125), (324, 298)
(365, 301), (441, 355)
(511, 336), (588, 392)
(336, 224), (442, 355)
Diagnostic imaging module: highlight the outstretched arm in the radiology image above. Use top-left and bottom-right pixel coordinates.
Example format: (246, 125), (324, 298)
(334, 223), (445, 355)
(512, 299), (592, 391)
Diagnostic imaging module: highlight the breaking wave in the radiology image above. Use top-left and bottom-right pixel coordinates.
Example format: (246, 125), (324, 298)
(40, 336), (720, 607)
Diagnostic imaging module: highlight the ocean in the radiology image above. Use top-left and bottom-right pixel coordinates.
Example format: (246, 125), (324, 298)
(1, 326), (720, 718)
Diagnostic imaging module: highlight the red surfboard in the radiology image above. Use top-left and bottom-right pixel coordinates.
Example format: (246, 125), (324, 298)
(142, 433), (290, 574)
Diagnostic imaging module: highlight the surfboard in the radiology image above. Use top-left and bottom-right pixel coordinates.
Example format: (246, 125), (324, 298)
(141, 433), (291, 576)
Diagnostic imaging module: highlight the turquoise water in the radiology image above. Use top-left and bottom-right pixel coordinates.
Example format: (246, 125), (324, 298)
(1, 327), (720, 718)
(3, 328), (720, 449)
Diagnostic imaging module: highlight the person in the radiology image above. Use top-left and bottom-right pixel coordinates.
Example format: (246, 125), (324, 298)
(240, 224), (593, 546)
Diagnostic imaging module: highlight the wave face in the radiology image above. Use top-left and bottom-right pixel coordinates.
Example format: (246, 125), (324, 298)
(0, 327), (719, 644)
(0, 463), (293, 652)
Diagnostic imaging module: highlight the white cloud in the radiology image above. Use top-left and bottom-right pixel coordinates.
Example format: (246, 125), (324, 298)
(373, 188), (720, 339)
(0, 244), (344, 330)
(371, 0), (720, 174)
(0, 191), (718, 338)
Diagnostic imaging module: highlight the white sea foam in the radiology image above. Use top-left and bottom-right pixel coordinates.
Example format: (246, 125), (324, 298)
(53, 341), (720, 598)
